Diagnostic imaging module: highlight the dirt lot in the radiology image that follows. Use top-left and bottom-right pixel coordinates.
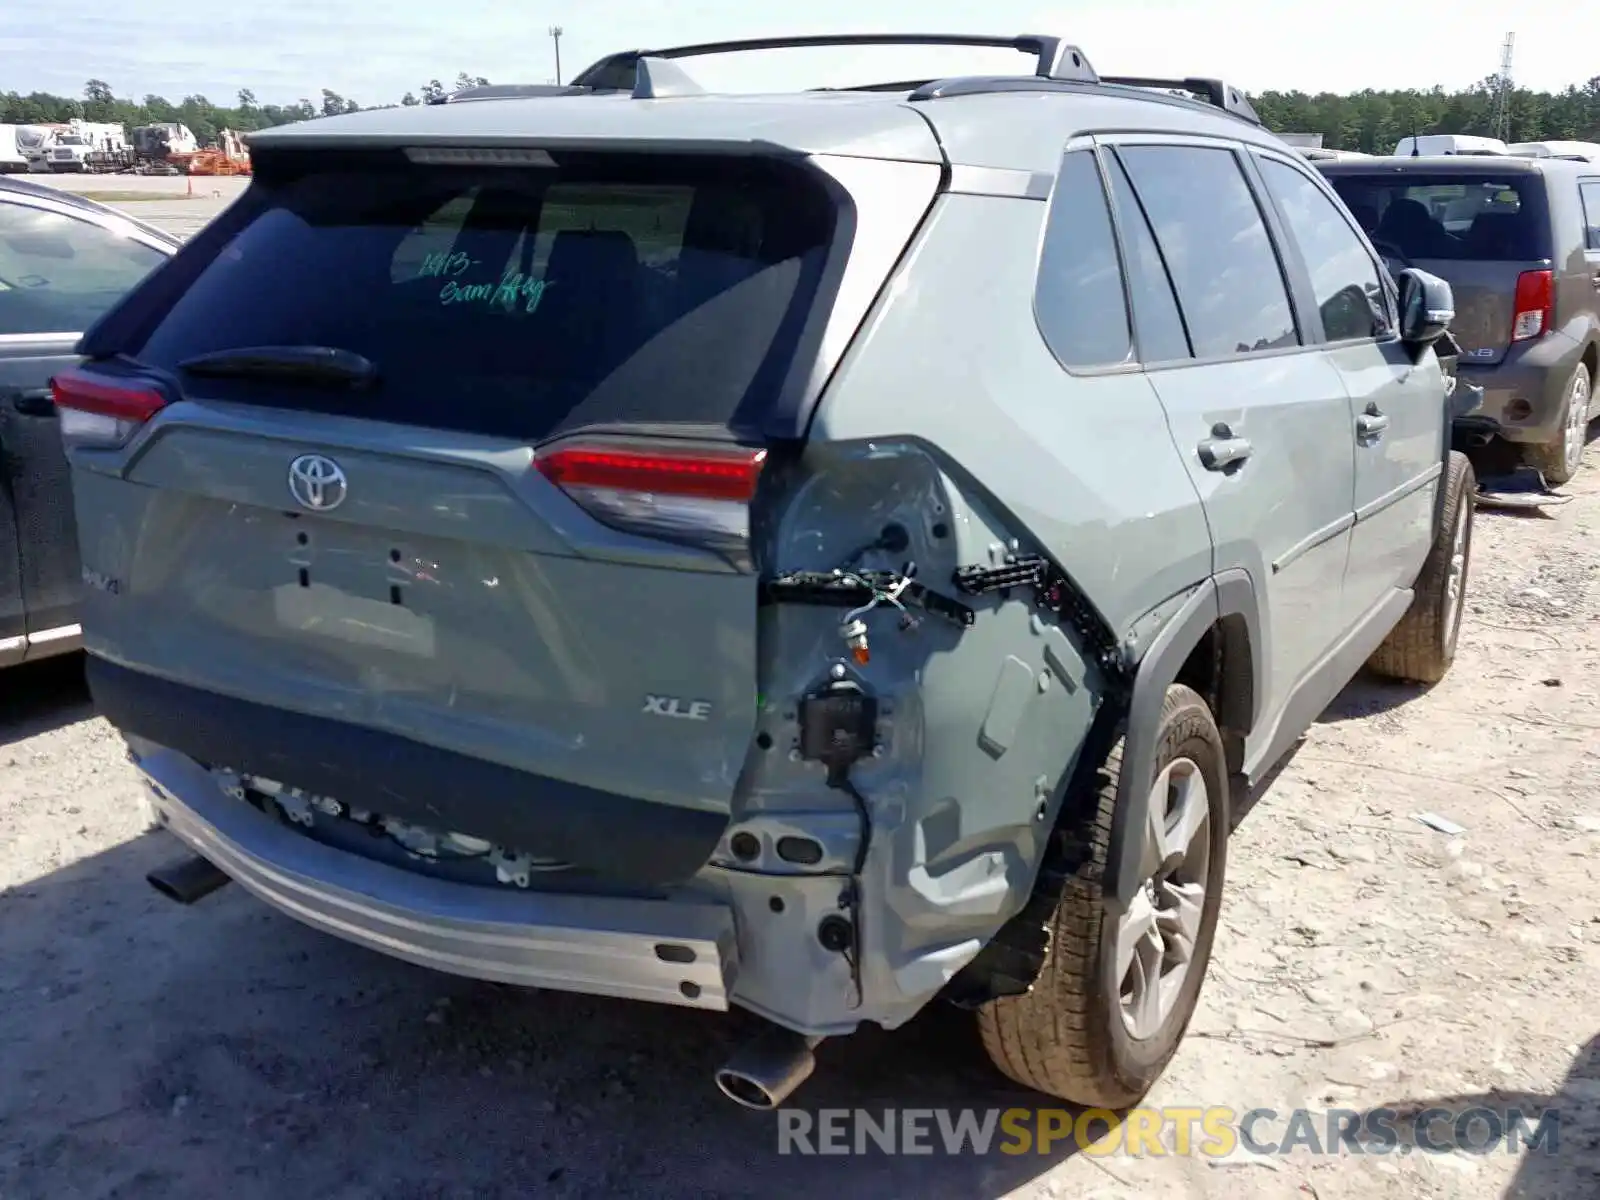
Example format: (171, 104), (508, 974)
(1, 188), (1598, 1198)
(37, 175), (250, 240)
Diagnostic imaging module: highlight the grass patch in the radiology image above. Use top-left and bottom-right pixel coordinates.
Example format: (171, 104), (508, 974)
(71, 191), (200, 203)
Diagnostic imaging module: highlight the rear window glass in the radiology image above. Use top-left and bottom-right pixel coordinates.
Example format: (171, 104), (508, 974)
(134, 155), (837, 441)
(1326, 174), (1550, 262)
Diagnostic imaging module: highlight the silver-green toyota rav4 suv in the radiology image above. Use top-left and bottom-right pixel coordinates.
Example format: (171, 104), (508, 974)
(56, 34), (1474, 1110)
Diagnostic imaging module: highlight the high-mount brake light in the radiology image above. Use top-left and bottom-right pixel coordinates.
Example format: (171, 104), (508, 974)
(535, 440), (767, 564)
(50, 368), (168, 449)
(404, 147), (557, 167)
(1511, 269), (1554, 342)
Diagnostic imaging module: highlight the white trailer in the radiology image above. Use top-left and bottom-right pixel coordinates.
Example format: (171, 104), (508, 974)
(15, 124), (63, 172)
(1507, 140), (1600, 162)
(1391, 134), (1509, 157)
(0, 125), (27, 174)
(46, 121), (129, 172)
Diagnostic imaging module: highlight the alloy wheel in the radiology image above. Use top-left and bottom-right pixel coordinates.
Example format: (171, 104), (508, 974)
(1564, 370), (1591, 479)
(1115, 757), (1211, 1040)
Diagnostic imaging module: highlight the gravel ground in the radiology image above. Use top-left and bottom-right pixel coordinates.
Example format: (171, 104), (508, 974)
(1, 192), (1598, 1198)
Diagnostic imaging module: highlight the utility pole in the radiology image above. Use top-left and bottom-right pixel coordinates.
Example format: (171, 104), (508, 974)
(1492, 32), (1515, 142)
(549, 26), (564, 86)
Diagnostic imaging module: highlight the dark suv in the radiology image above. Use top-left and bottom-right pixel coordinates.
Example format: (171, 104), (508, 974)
(1318, 155), (1600, 483)
(0, 177), (175, 669)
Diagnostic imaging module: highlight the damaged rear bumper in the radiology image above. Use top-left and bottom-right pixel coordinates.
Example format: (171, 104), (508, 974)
(132, 742), (740, 1011)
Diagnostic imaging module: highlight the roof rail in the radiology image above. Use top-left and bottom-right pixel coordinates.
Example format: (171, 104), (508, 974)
(569, 33), (1099, 91)
(1097, 75), (1260, 125)
(632, 57), (708, 99)
(439, 58), (710, 103)
(439, 84), (593, 104)
(433, 34), (1261, 127)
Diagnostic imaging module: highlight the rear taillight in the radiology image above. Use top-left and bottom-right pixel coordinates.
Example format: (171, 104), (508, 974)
(51, 367), (167, 449)
(1511, 269), (1554, 342)
(535, 439), (767, 564)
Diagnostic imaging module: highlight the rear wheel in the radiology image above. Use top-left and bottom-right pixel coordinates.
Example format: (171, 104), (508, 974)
(1526, 363), (1591, 486)
(1366, 450), (1474, 685)
(976, 685), (1228, 1108)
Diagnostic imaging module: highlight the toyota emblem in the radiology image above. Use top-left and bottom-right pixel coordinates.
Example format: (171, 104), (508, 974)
(287, 454), (348, 512)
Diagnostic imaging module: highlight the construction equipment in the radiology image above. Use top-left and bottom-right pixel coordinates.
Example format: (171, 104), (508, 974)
(185, 129), (251, 176)
(126, 123), (199, 174)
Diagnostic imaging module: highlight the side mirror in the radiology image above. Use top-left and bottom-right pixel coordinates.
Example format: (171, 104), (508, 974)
(1396, 268), (1454, 348)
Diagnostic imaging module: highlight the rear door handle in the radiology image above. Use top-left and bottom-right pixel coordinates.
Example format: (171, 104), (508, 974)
(1357, 405), (1390, 441)
(6, 388), (55, 417)
(1197, 424), (1253, 472)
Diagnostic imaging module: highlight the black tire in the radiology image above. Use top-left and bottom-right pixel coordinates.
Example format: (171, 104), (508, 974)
(1366, 450), (1475, 685)
(976, 684), (1228, 1108)
(1525, 363), (1591, 487)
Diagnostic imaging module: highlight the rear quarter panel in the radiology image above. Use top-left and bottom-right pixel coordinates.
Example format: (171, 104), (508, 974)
(799, 191), (1214, 1020)
(813, 191), (1213, 640)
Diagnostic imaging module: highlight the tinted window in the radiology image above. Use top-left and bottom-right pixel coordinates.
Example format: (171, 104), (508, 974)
(0, 200), (166, 335)
(133, 156), (836, 441)
(1581, 181), (1600, 251)
(1104, 155), (1191, 362)
(1326, 173), (1551, 261)
(1117, 146), (1297, 358)
(1035, 150), (1131, 368)
(1259, 158), (1391, 343)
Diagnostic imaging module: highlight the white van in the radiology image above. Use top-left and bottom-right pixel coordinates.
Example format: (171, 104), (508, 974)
(0, 125), (27, 174)
(1391, 134), (1509, 157)
(1507, 140), (1600, 162)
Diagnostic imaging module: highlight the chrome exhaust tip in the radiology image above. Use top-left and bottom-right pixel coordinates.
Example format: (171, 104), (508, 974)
(714, 1026), (822, 1110)
(146, 853), (232, 905)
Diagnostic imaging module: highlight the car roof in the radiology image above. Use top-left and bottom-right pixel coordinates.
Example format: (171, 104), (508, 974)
(247, 32), (1284, 177)
(0, 175), (181, 248)
(250, 87), (1284, 178)
(251, 92), (950, 164)
(1316, 154), (1585, 179)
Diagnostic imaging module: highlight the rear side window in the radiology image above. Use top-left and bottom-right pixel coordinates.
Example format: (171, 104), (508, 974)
(0, 200), (167, 335)
(1580, 181), (1600, 251)
(1258, 158), (1391, 343)
(1104, 155), (1192, 363)
(1034, 150), (1131, 368)
(1116, 146), (1298, 359)
(1326, 173), (1551, 262)
(132, 155), (837, 441)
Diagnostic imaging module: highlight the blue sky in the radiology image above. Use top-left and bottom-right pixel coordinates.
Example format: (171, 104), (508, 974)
(3, 1), (1598, 106)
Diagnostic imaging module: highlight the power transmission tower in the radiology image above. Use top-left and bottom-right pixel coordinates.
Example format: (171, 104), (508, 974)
(550, 26), (565, 86)
(1491, 32), (1515, 141)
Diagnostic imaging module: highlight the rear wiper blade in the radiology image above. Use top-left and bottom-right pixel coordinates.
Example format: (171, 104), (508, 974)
(179, 345), (377, 388)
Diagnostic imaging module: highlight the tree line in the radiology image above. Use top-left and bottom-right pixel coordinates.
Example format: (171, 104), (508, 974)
(1251, 75), (1600, 152)
(0, 74), (491, 146)
(4, 73), (1600, 152)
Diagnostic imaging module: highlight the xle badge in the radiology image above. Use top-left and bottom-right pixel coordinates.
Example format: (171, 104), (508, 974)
(643, 695), (713, 721)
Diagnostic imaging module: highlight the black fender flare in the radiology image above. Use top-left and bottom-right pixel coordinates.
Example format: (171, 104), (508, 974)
(1102, 569), (1262, 913)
